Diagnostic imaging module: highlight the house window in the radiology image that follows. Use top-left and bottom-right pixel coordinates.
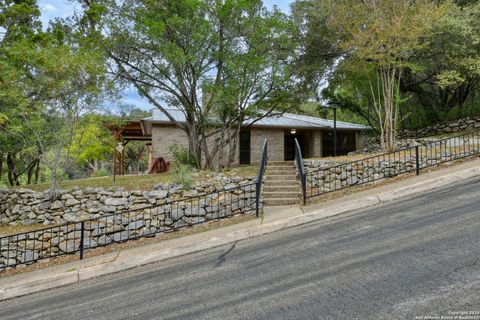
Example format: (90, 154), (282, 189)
(322, 132), (356, 157)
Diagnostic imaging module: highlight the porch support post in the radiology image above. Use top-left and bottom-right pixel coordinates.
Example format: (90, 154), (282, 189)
(147, 143), (153, 172)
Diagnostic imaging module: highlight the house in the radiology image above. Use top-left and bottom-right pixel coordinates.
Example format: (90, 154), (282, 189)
(135, 108), (369, 167)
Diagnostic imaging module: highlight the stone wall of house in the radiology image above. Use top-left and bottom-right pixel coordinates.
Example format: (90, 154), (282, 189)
(151, 124), (189, 162)
(0, 174), (256, 227)
(251, 128), (285, 163)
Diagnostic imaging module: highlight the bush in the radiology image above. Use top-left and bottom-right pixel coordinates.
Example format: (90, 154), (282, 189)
(169, 144), (198, 167)
(94, 168), (109, 177)
(175, 164), (193, 190)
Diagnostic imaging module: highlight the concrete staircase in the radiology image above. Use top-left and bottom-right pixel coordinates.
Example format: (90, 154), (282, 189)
(263, 161), (299, 206)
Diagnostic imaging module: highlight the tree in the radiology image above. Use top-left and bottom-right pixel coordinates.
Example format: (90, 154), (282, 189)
(0, 0), (44, 186)
(290, 0), (340, 99)
(70, 115), (114, 177)
(79, 0), (298, 169)
(319, 0), (446, 151)
(400, 2), (480, 126)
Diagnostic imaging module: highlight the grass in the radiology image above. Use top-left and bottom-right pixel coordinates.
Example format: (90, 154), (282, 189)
(13, 165), (258, 192)
(0, 224), (47, 237)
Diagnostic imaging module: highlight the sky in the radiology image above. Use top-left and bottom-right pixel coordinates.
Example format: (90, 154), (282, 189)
(37, 0), (293, 112)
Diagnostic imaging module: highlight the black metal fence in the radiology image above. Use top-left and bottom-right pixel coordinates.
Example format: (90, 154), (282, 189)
(304, 130), (480, 200)
(0, 183), (257, 271)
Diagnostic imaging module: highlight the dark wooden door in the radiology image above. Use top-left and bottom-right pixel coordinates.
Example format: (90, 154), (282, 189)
(285, 134), (304, 161)
(239, 130), (251, 165)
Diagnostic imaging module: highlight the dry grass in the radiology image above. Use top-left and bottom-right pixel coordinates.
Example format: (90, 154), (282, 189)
(0, 224), (47, 237)
(13, 165), (258, 192)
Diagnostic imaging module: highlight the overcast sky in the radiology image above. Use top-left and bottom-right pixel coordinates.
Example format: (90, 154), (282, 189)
(37, 0), (293, 112)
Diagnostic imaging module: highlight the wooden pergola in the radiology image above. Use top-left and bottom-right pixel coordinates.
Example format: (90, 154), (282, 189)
(105, 121), (152, 176)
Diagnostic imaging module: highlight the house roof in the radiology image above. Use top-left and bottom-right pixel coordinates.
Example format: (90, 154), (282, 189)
(140, 108), (370, 135)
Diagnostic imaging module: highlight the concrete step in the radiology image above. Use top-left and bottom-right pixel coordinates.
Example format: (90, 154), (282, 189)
(266, 175), (297, 181)
(264, 198), (299, 206)
(266, 170), (296, 175)
(264, 192), (299, 199)
(268, 161), (295, 166)
(263, 186), (299, 192)
(264, 180), (297, 186)
(265, 166), (297, 173)
(266, 165), (295, 170)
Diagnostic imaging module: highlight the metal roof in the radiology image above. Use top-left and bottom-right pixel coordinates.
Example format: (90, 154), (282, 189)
(143, 108), (370, 131)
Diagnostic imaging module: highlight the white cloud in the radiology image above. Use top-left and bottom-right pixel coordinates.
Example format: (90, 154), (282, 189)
(40, 4), (56, 12)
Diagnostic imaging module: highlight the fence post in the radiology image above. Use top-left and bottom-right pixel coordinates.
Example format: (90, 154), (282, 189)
(79, 221), (85, 260)
(415, 146), (420, 176)
(255, 181), (260, 218)
(302, 174), (307, 206)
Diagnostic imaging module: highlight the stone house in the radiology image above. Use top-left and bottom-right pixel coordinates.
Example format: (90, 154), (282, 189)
(134, 108), (369, 167)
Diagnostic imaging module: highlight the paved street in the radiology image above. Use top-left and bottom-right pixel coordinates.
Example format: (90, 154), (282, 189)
(1, 177), (480, 319)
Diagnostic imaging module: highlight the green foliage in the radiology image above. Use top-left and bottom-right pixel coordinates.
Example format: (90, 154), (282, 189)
(169, 144), (198, 168)
(175, 164), (193, 190)
(83, 0), (299, 169)
(401, 1), (480, 126)
(71, 115), (114, 168)
(94, 168), (109, 177)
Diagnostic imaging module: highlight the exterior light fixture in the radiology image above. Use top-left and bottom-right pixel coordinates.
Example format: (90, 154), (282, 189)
(291, 128), (296, 135)
(116, 143), (124, 153)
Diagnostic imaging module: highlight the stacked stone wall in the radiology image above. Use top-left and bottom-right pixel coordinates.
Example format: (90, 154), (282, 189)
(0, 176), (257, 271)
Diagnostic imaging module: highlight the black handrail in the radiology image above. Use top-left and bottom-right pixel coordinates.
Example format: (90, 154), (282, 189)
(255, 139), (268, 217)
(294, 138), (307, 205)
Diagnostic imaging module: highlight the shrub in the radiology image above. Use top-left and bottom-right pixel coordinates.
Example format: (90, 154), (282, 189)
(175, 164), (193, 190)
(94, 168), (109, 177)
(169, 144), (198, 167)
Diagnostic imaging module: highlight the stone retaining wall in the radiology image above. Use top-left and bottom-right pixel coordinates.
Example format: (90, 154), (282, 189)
(399, 116), (480, 139)
(0, 174), (256, 227)
(0, 178), (257, 270)
(304, 149), (478, 194)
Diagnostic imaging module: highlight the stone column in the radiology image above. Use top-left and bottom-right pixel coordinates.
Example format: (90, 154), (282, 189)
(312, 130), (323, 158)
(147, 143), (153, 172)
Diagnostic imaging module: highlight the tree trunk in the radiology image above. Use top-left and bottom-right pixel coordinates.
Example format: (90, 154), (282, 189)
(27, 162), (34, 185)
(34, 160), (40, 184)
(50, 167), (59, 191)
(227, 124), (241, 168)
(6, 153), (16, 186)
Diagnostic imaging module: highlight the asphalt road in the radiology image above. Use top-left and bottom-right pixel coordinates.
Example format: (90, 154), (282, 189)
(2, 178), (480, 320)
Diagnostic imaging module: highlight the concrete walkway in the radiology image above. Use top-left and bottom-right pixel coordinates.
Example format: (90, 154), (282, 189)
(1, 157), (480, 301)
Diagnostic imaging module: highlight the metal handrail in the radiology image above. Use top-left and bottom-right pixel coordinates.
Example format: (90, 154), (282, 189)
(294, 138), (307, 205)
(255, 139), (268, 217)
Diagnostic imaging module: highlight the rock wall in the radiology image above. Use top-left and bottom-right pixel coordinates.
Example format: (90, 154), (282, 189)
(0, 182), (257, 270)
(304, 148), (478, 194)
(0, 173), (256, 227)
(0, 173), (258, 270)
(399, 116), (480, 139)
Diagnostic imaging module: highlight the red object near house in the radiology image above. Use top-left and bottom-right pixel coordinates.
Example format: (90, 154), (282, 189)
(149, 157), (170, 174)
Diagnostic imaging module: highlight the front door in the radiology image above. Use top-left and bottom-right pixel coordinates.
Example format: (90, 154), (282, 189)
(284, 134), (304, 161)
(239, 130), (251, 165)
